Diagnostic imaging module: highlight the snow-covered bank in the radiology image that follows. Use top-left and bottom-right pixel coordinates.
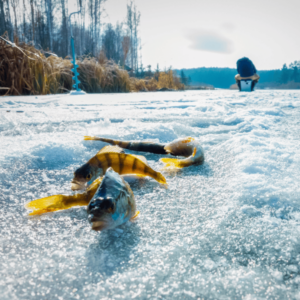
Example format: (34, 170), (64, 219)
(1, 90), (300, 299)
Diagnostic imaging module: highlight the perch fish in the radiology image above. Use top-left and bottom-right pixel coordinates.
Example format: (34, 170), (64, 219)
(84, 136), (204, 169)
(71, 145), (166, 190)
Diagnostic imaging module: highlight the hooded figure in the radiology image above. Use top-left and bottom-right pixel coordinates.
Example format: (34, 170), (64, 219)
(235, 57), (260, 91)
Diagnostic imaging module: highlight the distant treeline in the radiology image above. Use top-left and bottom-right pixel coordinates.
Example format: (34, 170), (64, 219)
(178, 61), (300, 89)
(0, 0), (141, 70)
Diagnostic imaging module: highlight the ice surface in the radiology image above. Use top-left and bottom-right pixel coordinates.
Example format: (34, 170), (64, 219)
(1, 90), (300, 299)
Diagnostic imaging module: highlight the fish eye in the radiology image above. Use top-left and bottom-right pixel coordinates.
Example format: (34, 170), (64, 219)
(86, 174), (91, 180)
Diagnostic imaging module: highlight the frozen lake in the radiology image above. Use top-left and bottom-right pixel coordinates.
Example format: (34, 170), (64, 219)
(1, 90), (300, 299)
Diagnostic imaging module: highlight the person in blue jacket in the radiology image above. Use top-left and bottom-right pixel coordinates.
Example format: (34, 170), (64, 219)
(235, 57), (260, 91)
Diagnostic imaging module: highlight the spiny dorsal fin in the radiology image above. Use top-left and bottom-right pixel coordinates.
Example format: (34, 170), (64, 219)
(97, 145), (125, 155)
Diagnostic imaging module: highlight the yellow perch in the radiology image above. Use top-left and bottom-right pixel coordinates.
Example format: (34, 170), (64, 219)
(71, 145), (166, 190)
(25, 177), (103, 216)
(84, 136), (204, 169)
(87, 168), (139, 231)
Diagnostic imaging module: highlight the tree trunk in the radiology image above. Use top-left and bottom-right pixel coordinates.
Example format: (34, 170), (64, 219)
(5, 0), (13, 40)
(94, 0), (98, 55)
(0, 0), (6, 34)
(30, 0), (35, 43)
(11, 0), (19, 39)
(45, 0), (53, 51)
(81, 0), (86, 55)
(61, 0), (68, 57)
(23, 0), (26, 41)
(89, 0), (94, 55)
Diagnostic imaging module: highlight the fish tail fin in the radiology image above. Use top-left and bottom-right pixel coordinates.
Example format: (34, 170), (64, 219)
(84, 136), (100, 141)
(155, 171), (167, 184)
(141, 162), (167, 184)
(160, 158), (184, 169)
(25, 193), (90, 216)
(25, 195), (66, 215)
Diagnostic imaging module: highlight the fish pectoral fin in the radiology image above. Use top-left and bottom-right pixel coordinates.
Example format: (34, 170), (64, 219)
(130, 211), (140, 221)
(25, 193), (89, 216)
(160, 158), (183, 169)
(25, 195), (66, 216)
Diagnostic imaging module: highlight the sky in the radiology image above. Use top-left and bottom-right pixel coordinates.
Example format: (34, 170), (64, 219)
(98, 0), (299, 70)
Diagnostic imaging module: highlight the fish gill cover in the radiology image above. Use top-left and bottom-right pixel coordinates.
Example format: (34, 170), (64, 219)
(0, 90), (300, 299)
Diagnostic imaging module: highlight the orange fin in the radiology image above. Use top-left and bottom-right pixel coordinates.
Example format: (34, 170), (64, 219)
(160, 158), (183, 169)
(25, 193), (90, 216)
(84, 136), (98, 141)
(182, 137), (195, 143)
(130, 211), (140, 221)
(193, 147), (197, 156)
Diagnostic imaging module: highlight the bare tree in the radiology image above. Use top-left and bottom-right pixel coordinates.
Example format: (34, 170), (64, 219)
(45, 0), (53, 50)
(126, 1), (140, 71)
(126, 1), (133, 69)
(11, 0), (19, 38)
(30, 0), (35, 43)
(0, 0), (141, 67)
(133, 4), (140, 70)
(61, 0), (68, 56)
(0, 0), (6, 33)
(122, 36), (130, 68)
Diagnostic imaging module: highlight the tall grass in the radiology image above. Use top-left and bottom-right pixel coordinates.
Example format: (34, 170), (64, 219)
(0, 35), (183, 96)
(131, 71), (184, 92)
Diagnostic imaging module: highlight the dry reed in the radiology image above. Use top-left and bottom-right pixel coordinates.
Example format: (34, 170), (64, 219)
(0, 35), (183, 96)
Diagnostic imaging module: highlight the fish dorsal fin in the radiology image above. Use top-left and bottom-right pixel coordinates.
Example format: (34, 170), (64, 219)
(97, 145), (124, 155)
(182, 137), (195, 144)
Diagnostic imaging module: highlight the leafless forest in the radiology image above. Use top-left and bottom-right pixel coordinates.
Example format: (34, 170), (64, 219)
(0, 0), (141, 70)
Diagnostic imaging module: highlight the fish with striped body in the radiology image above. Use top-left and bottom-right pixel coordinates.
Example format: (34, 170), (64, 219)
(71, 145), (166, 191)
(87, 168), (139, 231)
(84, 136), (205, 169)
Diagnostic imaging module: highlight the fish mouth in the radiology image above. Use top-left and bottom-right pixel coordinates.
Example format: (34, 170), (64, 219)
(88, 214), (107, 231)
(71, 180), (87, 191)
(91, 221), (106, 231)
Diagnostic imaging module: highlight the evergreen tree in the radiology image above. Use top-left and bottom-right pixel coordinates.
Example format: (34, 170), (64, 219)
(180, 70), (188, 85)
(280, 64), (289, 84)
(291, 66), (299, 82)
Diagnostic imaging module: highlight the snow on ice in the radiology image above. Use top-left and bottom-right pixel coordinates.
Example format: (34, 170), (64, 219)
(0, 90), (300, 299)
